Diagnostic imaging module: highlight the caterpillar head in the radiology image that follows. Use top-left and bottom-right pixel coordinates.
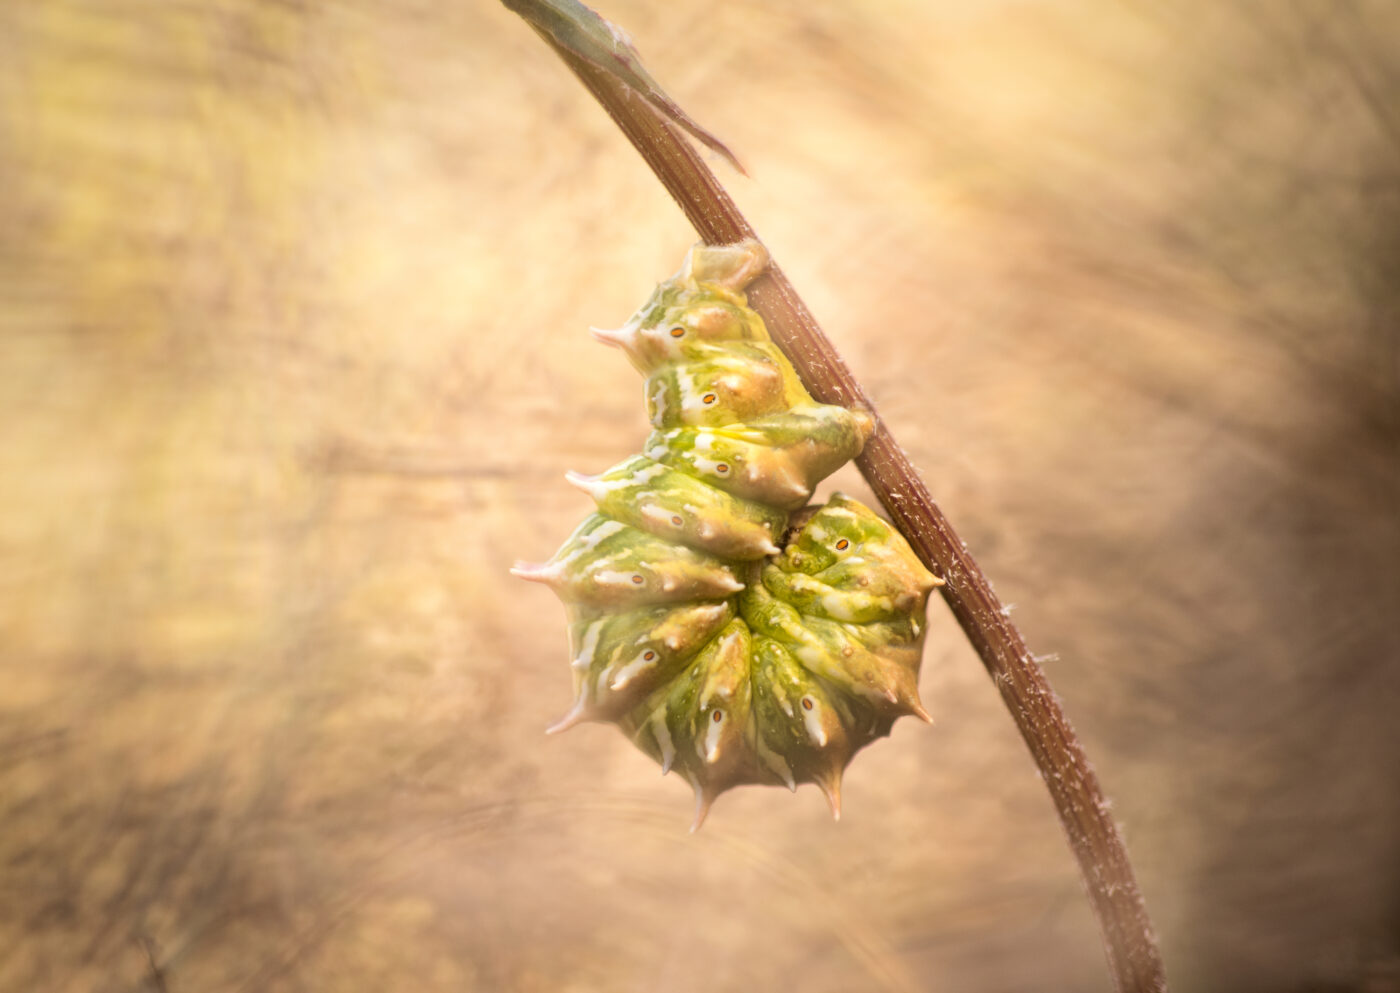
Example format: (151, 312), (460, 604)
(592, 240), (772, 372)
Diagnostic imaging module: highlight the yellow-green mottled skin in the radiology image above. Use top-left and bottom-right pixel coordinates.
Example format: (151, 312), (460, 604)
(514, 241), (940, 827)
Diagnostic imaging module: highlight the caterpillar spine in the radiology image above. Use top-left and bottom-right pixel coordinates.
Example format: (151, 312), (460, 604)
(514, 240), (940, 828)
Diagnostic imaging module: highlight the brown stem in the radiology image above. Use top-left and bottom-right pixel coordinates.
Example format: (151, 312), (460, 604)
(526, 21), (1167, 993)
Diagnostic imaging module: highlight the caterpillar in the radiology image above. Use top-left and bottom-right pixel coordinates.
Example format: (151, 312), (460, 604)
(513, 240), (941, 828)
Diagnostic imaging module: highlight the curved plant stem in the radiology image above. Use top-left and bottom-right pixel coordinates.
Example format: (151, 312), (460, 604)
(513, 10), (1168, 992)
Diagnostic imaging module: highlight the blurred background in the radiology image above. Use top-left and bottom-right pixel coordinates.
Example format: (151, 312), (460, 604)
(1, 1), (1397, 990)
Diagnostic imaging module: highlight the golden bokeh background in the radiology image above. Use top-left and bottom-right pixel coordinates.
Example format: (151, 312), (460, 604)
(2, 2), (1397, 990)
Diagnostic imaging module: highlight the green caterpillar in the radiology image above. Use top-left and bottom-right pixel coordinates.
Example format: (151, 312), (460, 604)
(514, 241), (940, 828)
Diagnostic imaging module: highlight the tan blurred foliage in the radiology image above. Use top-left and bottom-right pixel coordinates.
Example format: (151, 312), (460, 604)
(1, 1), (1397, 991)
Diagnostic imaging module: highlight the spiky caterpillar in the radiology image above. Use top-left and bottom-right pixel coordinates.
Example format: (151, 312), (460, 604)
(514, 241), (940, 828)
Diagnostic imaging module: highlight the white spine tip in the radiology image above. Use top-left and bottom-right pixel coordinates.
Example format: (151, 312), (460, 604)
(818, 778), (843, 820)
(690, 788), (714, 832)
(544, 702), (587, 735)
(589, 325), (630, 347)
(564, 470), (603, 496)
(511, 561), (563, 585)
